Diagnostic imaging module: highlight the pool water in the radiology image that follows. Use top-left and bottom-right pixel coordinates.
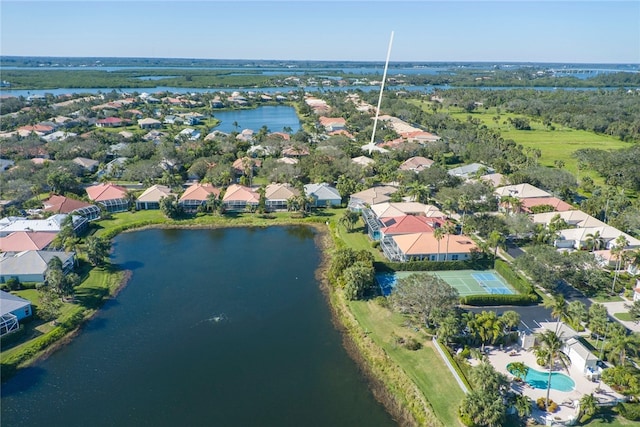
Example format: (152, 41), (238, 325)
(509, 365), (575, 392)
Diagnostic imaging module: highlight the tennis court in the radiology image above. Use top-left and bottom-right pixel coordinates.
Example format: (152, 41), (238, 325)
(376, 270), (515, 297)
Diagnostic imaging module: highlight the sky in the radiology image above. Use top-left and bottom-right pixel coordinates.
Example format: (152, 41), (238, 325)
(1, 1), (639, 64)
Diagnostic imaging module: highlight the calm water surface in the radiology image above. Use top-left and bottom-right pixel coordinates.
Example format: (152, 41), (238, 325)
(211, 105), (301, 133)
(1, 227), (396, 427)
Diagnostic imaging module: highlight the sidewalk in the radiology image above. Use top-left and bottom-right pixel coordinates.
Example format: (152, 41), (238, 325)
(598, 299), (640, 333)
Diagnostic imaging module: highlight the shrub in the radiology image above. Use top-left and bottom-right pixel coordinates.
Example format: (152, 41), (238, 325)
(371, 240), (380, 249)
(373, 295), (389, 308)
(0, 284), (9, 292)
(460, 294), (539, 306)
(403, 337), (422, 351)
(6, 278), (20, 290)
(618, 402), (640, 421)
(536, 397), (557, 412)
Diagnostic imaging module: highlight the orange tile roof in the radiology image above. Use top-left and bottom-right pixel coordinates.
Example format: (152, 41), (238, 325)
(179, 183), (221, 202)
(393, 232), (478, 256)
(521, 197), (574, 213)
(85, 183), (127, 202)
(43, 195), (92, 214)
(380, 215), (440, 235)
(222, 184), (260, 203)
(0, 231), (57, 252)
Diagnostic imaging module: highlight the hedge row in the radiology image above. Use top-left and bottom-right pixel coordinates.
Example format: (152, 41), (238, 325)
(493, 259), (540, 303)
(460, 294), (540, 306)
(0, 307), (85, 379)
(374, 257), (493, 273)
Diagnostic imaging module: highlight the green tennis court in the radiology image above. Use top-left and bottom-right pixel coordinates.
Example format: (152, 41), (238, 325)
(376, 270), (515, 296)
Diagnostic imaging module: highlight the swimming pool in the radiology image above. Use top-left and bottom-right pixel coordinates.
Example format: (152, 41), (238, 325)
(508, 364), (575, 392)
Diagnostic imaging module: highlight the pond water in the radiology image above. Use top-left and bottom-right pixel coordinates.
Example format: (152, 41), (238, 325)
(211, 105), (301, 133)
(0, 227), (396, 427)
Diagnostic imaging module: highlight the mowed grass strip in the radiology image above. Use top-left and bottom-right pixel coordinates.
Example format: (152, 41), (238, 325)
(350, 300), (465, 426)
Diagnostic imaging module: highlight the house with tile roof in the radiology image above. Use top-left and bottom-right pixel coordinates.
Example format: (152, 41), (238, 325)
(96, 117), (125, 128)
(136, 185), (176, 210)
(178, 183), (221, 212)
(304, 183), (341, 207)
(351, 156), (375, 168)
(531, 210), (606, 229)
(222, 184), (260, 211)
(555, 226), (640, 250)
(369, 202), (445, 220)
(318, 117), (346, 132)
(379, 215), (444, 239)
(381, 232), (478, 262)
(138, 117), (162, 129)
(477, 173), (507, 188)
(43, 195), (100, 221)
(495, 183), (552, 199)
(0, 231), (57, 252)
(85, 183), (129, 213)
(72, 157), (100, 172)
(264, 183), (299, 211)
(0, 250), (75, 283)
(348, 186), (398, 211)
(520, 197), (574, 214)
(398, 156), (434, 173)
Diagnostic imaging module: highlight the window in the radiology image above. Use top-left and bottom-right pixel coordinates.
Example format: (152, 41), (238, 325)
(451, 254), (459, 261)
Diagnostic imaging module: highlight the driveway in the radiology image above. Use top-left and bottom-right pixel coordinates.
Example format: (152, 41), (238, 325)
(598, 299), (640, 333)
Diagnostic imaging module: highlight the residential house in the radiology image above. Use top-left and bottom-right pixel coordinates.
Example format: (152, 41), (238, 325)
(72, 157), (99, 172)
(0, 231), (57, 252)
(86, 183), (129, 213)
(478, 173), (507, 188)
(175, 128), (201, 141)
(264, 183), (299, 211)
(304, 183), (341, 207)
(379, 215), (443, 239)
(136, 185), (175, 210)
(178, 183), (221, 212)
(495, 183), (552, 199)
(138, 118), (162, 129)
(369, 202), (446, 220)
(222, 184), (260, 211)
(0, 291), (32, 336)
(232, 157), (261, 179)
(43, 195), (101, 221)
(282, 146), (310, 158)
(403, 130), (441, 144)
(398, 156), (434, 173)
(448, 163), (495, 179)
(96, 117), (125, 128)
(381, 232), (478, 262)
(555, 226), (640, 250)
(42, 130), (77, 142)
(0, 214), (88, 237)
(348, 186), (398, 211)
(318, 117), (346, 132)
(520, 197), (574, 213)
(351, 156), (375, 168)
(0, 250), (75, 283)
(531, 210), (606, 229)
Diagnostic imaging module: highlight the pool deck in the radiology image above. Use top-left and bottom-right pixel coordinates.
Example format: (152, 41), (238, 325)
(479, 345), (624, 425)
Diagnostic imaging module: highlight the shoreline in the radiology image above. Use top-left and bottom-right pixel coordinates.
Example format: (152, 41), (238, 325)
(2, 221), (430, 426)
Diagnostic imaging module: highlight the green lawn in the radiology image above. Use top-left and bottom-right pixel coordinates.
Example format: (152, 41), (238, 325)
(350, 300), (465, 426)
(614, 312), (633, 322)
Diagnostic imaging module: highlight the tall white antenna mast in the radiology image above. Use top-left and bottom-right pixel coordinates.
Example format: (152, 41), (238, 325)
(368, 31), (394, 154)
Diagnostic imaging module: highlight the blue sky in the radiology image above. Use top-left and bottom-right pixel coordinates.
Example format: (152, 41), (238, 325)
(1, 1), (639, 63)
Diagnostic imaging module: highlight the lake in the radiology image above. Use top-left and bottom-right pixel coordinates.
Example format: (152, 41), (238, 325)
(211, 105), (301, 133)
(0, 227), (396, 427)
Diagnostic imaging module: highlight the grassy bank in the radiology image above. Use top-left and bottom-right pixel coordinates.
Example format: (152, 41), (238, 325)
(350, 301), (465, 426)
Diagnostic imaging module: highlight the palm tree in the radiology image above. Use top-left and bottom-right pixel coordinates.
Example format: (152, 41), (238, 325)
(544, 295), (567, 333)
(501, 310), (521, 334)
(578, 393), (598, 422)
(605, 328), (639, 366)
(487, 230), (505, 258)
(508, 361), (529, 382)
(407, 182), (430, 204)
(536, 329), (571, 409)
(475, 311), (504, 352)
(513, 393), (532, 420)
(443, 222), (456, 261)
(611, 235), (629, 294)
(585, 230), (604, 252)
(434, 227), (445, 261)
